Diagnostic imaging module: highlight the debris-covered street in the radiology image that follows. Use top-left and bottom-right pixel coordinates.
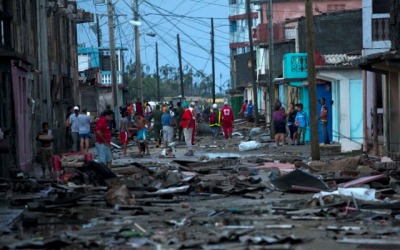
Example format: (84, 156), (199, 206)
(2, 123), (400, 249)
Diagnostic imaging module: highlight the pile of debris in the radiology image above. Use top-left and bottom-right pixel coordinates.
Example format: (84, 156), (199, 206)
(2, 150), (400, 249)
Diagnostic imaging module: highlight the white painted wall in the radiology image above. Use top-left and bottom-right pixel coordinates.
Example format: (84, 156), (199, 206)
(318, 69), (363, 152)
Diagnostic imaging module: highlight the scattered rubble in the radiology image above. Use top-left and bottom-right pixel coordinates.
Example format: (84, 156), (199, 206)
(2, 127), (400, 249)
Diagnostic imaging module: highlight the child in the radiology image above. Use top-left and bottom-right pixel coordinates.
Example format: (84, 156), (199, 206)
(294, 103), (309, 145)
(36, 122), (54, 179)
(119, 111), (131, 157)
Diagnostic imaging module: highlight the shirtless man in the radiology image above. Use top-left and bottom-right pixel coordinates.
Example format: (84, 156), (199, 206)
(134, 112), (151, 156)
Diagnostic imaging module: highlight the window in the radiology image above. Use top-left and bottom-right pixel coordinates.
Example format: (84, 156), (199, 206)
(0, 0), (11, 48)
(229, 0), (237, 4)
(230, 21), (237, 32)
(373, 0), (390, 14)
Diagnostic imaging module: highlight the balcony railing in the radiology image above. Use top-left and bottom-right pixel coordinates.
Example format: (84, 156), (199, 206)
(100, 71), (123, 85)
(372, 16), (390, 42)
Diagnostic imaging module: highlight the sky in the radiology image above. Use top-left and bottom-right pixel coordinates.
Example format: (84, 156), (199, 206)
(76, 0), (231, 93)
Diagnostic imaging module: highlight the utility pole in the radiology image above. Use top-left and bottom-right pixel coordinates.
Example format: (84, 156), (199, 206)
(107, 0), (119, 120)
(38, 0), (51, 123)
(268, 0), (275, 136)
(305, 0), (320, 160)
(156, 42), (160, 102)
(177, 34), (184, 98)
(133, 0), (142, 101)
(96, 14), (102, 48)
(211, 18), (216, 104)
(246, 0), (259, 124)
(96, 14), (102, 71)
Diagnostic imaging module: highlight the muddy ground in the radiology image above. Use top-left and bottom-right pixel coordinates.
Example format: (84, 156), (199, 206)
(1, 126), (400, 249)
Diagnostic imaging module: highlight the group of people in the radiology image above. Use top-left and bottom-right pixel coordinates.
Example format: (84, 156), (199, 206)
(238, 99), (254, 122)
(272, 98), (330, 147)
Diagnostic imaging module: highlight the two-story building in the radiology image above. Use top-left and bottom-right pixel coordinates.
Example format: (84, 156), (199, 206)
(78, 47), (127, 116)
(359, 0), (400, 156)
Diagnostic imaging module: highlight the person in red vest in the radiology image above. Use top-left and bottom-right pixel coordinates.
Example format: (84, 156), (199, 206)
(221, 102), (235, 139)
(181, 102), (195, 156)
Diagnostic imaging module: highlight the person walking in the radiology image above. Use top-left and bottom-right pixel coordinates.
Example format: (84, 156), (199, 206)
(95, 109), (114, 168)
(238, 100), (248, 117)
(294, 103), (309, 145)
(68, 106), (80, 152)
(286, 103), (298, 145)
(273, 105), (287, 146)
(181, 102), (194, 156)
(119, 111), (131, 157)
(221, 102), (234, 139)
(161, 108), (174, 148)
(209, 103), (221, 138)
(246, 100), (254, 122)
(319, 97), (330, 145)
(134, 112), (151, 156)
(78, 108), (92, 152)
(152, 105), (163, 147)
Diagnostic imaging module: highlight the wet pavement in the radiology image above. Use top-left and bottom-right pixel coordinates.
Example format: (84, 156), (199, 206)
(1, 126), (399, 249)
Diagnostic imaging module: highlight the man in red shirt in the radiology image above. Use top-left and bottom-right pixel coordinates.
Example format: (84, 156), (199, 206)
(221, 102), (235, 139)
(238, 100), (248, 117)
(181, 102), (194, 156)
(95, 109), (114, 168)
(135, 98), (144, 117)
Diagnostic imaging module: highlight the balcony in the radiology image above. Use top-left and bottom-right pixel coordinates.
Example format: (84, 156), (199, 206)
(372, 16), (390, 42)
(100, 71), (123, 86)
(253, 23), (287, 44)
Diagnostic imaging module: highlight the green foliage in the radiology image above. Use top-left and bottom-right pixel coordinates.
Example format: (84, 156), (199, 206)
(124, 61), (216, 101)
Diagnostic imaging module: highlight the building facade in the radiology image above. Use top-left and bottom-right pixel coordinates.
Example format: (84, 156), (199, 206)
(0, 0), (92, 176)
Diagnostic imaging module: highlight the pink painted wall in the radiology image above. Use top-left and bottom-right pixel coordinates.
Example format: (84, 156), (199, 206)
(11, 60), (33, 171)
(260, 0), (362, 24)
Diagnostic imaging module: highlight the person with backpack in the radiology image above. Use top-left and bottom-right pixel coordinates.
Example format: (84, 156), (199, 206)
(209, 103), (221, 138)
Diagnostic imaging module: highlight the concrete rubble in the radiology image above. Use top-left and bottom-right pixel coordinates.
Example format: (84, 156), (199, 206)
(1, 123), (400, 249)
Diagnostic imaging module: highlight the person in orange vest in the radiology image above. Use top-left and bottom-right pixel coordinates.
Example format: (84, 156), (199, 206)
(221, 102), (234, 139)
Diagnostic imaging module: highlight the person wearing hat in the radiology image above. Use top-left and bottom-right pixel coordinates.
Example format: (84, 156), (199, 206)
(221, 102), (234, 139)
(68, 106), (80, 151)
(209, 103), (221, 138)
(181, 102), (194, 156)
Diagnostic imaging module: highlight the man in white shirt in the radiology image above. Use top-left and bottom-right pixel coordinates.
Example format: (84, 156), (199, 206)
(68, 106), (80, 151)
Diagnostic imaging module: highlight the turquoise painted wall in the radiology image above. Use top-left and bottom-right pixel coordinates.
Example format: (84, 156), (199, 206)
(350, 79), (363, 143)
(283, 53), (308, 79)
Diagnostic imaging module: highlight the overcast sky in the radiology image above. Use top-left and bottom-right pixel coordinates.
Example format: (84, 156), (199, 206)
(77, 0), (231, 92)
